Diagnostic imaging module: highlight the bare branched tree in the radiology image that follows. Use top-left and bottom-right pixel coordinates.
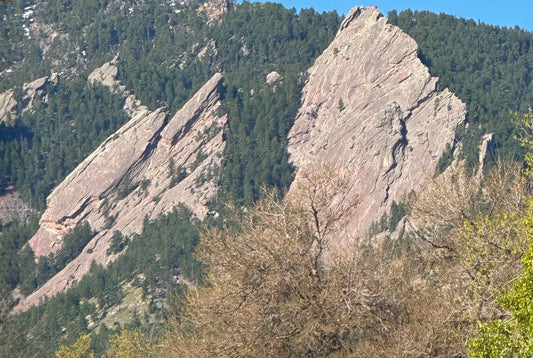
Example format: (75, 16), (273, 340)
(160, 164), (493, 357)
(161, 165), (426, 357)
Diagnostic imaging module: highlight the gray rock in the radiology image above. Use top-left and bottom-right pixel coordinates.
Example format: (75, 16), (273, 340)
(87, 60), (147, 117)
(0, 190), (35, 226)
(87, 61), (118, 88)
(266, 71), (282, 84)
(0, 90), (17, 124)
(0, 75), (53, 124)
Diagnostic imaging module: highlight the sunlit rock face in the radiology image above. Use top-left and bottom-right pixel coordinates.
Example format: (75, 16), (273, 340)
(288, 6), (465, 247)
(15, 72), (226, 313)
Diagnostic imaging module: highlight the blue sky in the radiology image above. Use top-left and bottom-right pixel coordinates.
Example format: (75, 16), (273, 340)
(238, 1), (533, 32)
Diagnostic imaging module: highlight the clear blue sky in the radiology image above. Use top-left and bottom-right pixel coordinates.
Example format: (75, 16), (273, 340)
(238, 1), (533, 32)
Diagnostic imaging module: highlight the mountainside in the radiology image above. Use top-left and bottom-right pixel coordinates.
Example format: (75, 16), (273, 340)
(2, 1), (533, 356)
(390, 10), (533, 166)
(6, 3), (468, 313)
(288, 6), (465, 245)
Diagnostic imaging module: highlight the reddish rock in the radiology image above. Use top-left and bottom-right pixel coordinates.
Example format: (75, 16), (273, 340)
(14, 72), (226, 313)
(288, 6), (466, 249)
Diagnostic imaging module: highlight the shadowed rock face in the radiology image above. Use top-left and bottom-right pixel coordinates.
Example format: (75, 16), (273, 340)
(288, 6), (466, 247)
(14, 71), (226, 313)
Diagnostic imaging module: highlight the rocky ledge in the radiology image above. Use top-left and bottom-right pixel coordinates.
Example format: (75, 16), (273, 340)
(0, 74), (58, 125)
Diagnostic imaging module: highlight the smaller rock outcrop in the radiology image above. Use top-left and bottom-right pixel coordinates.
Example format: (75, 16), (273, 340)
(477, 133), (494, 179)
(266, 71), (282, 84)
(88, 61), (119, 88)
(197, 39), (218, 59)
(14, 70), (227, 313)
(87, 56), (147, 118)
(0, 74), (58, 124)
(0, 90), (17, 124)
(22, 76), (51, 110)
(197, 0), (233, 22)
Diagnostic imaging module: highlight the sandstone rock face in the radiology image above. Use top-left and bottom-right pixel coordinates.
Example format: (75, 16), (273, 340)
(14, 71), (226, 313)
(197, 0), (233, 23)
(288, 6), (466, 247)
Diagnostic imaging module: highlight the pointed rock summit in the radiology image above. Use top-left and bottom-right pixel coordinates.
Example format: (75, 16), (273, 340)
(288, 6), (466, 246)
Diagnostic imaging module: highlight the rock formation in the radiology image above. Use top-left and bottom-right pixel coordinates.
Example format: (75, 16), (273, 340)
(266, 71), (282, 84)
(197, 0), (233, 23)
(14, 70), (226, 313)
(0, 89), (17, 124)
(0, 75), (58, 225)
(87, 57), (148, 117)
(0, 74), (58, 124)
(288, 6), (466, 247)
(14, 5), (468, 311)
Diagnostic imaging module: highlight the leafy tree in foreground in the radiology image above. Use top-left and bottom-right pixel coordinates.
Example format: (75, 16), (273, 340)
(468, 226), (533, 357)
(465, 112), (533, 356)
(55, 334), (94, 358)
(103, 330), (154, 358)
(408, 111), (533, 356)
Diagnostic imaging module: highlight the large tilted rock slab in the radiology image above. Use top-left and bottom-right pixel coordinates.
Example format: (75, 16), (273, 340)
(288, 6), (466, 246)
(14, 72), (226, 313)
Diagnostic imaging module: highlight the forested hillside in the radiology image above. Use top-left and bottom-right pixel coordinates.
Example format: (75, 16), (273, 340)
(1, 206), (200, 357)
(1, 1), (533, 356)
(0, 0), (340, 209)
(0, 1), (341, 355)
